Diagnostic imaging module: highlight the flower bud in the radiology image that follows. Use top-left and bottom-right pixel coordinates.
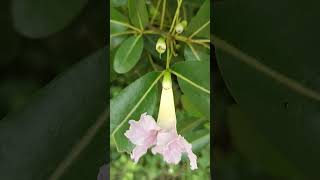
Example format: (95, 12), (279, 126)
(175, 20), (188, 34)
(156, 37), (166, 54)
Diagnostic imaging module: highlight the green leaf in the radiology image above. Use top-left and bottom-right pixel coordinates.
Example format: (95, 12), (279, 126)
(184, 44), (210, 61)
(185, 0), (210, 38)
(111, 0), (127, 7)
(111, 8), (129, 34)
(181, 95), (203, 117)
(189, 131), (210, 152)
(113, 35), (144, 73)
(111, 71), (162, 153)
(0, 49), (107, 179)
(12, 0), (88, 38)
(214, 0), (320, 178)
(128, 0), (149, 29)
(172, 61), (210, 118)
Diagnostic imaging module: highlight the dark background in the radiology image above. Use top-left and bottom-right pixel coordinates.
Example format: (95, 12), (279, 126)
(0, 0), (105, 119)
(0, 0), (107, 179)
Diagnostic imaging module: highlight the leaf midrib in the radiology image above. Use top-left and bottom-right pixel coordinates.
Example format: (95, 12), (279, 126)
(119, 35), (142, 69)
(171, 70), (210, 94)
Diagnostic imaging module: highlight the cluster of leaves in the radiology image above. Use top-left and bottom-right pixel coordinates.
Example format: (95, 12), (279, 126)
(110, 0), (211, 178)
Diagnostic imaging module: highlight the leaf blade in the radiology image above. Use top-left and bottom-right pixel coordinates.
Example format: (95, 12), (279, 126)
(172, 61), (210, 118)
(128, 0), (149, 29)
(113, 35), (144, 74)
(185, 0), (210, 38)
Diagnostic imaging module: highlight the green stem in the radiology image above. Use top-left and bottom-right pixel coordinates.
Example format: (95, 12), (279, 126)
(110, 20), (141, 32)
(160, 0), (166, 30)
(166, 40), (171, 69)
(110, 31), (136, 38)
(187, 42), (201, 61)
(175, 35), (210, 48)
(143, 30), (165, 36)
(147, 53), (158, 71)
(169, 0), (183, 33)
(192, 39), (211, 43)
(151, 0), (162, 24)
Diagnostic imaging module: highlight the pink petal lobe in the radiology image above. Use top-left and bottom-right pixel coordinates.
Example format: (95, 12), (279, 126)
(152, 129), (198, 170)
(131, 145), (148, 163)
(124, 113), (160, 162)
(180, 136), (198, 170)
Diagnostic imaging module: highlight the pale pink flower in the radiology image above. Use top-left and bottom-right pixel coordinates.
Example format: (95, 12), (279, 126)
(124, 71), (198, 170)
(153, 71), (198, 170)
(124, 113), (160, 163)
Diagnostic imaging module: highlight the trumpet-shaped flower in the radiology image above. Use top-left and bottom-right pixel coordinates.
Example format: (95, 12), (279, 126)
(152, 71), (197, 170)
(124, 71), (198, 170)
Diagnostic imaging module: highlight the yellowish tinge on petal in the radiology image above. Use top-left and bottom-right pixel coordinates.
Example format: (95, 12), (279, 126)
(157, 71), (176, 130)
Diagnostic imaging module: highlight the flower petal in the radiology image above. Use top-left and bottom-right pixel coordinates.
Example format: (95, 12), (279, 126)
(152, 130), (198, 170)
(156, 129), (178, 146)
(125, 113), (160, 162)
(124, 113), (159, 146)
(140, 113), (160, 131)
(180, 136), (198, 170)
(131, 145), (148, 163)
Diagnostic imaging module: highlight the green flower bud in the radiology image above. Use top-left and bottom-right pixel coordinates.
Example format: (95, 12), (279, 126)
(156, 37), (166, 54)
(175, 20), (188, 34)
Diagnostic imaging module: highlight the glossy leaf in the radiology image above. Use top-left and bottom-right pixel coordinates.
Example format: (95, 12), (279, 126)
(110, 8), (129, 34)
(185, 0), (210, 38)
(214, 0), (320, 178)
(111, 72), (161, 153)
(0, 49), (107, 179)
(128, 0), (149, 29)
(172, 61), (210, 118)
(12, 0), (88, 38)
(184, 44), (210, 61)
(113, 35), (144, 73)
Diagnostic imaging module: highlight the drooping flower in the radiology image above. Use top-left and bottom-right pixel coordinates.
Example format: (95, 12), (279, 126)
(152, 71), (198, 170)
(124, 71), (198, 170)
(124, 113), (160, 163)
